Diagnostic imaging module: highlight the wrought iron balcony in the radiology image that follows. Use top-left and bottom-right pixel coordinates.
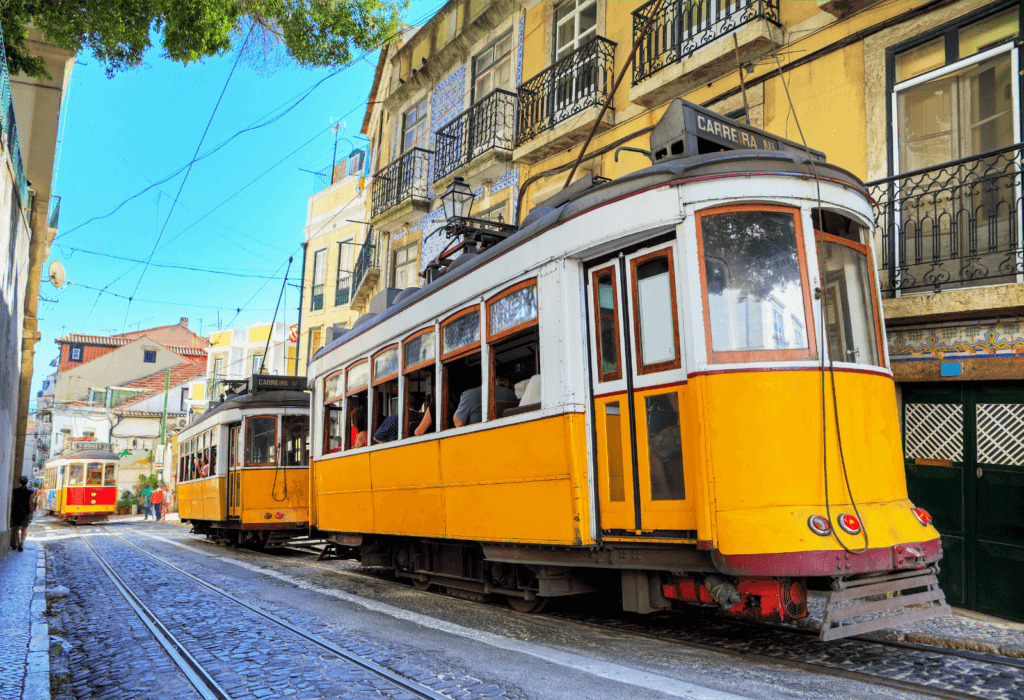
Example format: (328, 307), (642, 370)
(434, 89), (517, 183)
(632, 0), (780, 85)
(370, 148), (432, 220)
(516, 36), (616, 146)
(335, 275), (351, 306)
(867, 143), (1023, 298)
(349, 231), (380, 307)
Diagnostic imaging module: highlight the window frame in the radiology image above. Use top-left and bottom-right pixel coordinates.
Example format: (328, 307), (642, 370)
(245, 414), (278, 467)
(403, 326), (436, 373)
(440, 306), (483, 362)
(391, 241), (420, 289)
(695, 203), (818, 365)
(815, 230), (887, 367)
(590, 264), (623, 382)
(323, 368), (346, 456)
(629, 247), (682, 375)
(345, 359), (370, 397)
(486, 278), (539, 344)
(143, 349), (157, 363)
(472, 29), (513, 103)
(402, 97), (429, 153)
(70, 345), (83, 362)
(372, 344), (400, 386)
(311, 247), (327, 311)
(554, 0), (598, 62)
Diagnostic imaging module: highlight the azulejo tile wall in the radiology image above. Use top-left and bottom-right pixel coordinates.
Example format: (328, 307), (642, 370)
(888, 322), (1024, 361)
(428, 67), (468, 200)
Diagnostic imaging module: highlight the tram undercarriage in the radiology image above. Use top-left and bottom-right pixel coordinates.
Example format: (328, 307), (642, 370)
(189, 520), (316, 550)
(325, 533), (948, 639)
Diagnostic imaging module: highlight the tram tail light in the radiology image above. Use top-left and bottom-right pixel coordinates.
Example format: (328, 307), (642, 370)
(807, 515), (831, 536)
(911, 507), (932, 526)
(837, 513), (861, 535)
(274, 512), (283, 519)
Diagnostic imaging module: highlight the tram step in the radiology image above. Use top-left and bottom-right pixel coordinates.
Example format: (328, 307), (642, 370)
(819, 567), (949, 641)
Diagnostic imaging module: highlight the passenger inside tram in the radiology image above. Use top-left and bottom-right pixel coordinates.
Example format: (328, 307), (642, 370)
(444, 353), (481, 428)
(403, 370), (435, 438)
(348, 404), (368, 448)
(372, 378), (398, 442)
(490, 329), (540, 418)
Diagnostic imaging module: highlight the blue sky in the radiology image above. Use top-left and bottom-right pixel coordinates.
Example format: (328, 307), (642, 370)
(33, 2), (445, 401)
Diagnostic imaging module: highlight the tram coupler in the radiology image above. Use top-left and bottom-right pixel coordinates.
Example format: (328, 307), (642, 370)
(663, 576), (808, 622)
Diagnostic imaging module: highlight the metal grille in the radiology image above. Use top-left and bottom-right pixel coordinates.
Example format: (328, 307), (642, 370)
(434, 89), (517, 183)
(370, 148), (432, 220)
(632, 0), (781, 85)
(977, 403), (1024, 466)
(904, 403), (963, 462)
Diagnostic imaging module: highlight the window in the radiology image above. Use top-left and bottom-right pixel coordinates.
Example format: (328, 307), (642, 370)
(592, 266), (622, 382)
(180, 387), (188, 412)
(630, 249), (682, 374)
(143, 350), (157, 363)
(392, 243), (419, 289)
(246, 416), (277, 466)
(349, 150), (365, 176)
(476, 203), (507, 224)
(402, 97), (429, 153)
(251, 354), (264, 375)
(555, 0), (597, 61)
(323, 370), (345, 454)
(104, 463), (116, 486)
(472, 31), (513, 102)
(70, 345), (83, 362)
(69, 463), (84, 485)
(84, 430), (95, 438)
(697, 205), (815, 363)
(441, 308), (483, 429)
(311, 248), (326, 311)
(86, 463), (103, 486)
(308, 327), (324, 365)
(345, 361), (369, 449)
(281, 416), (309, 466)
(771, 308), (785, 346)
(818, 232), (884, 367)
(336, 240), (352, 306)
(645, 393), (685, 501)
(403, 328), (436, 439)
(372, 346), (400, 443)
(487, 281), (541, 420)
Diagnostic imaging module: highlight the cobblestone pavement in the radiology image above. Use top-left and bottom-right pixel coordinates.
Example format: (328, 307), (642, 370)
(45, 529), (529, 700)
(0, 543), (48, 700)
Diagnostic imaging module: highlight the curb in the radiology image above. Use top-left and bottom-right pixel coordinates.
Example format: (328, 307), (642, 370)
(23, 546), (50, 700)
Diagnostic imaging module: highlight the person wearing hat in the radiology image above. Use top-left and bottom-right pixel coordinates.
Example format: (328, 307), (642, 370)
(10, 476), (37, 552)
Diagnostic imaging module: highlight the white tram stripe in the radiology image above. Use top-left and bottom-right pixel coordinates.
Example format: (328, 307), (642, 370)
(138, 531), (749, 700)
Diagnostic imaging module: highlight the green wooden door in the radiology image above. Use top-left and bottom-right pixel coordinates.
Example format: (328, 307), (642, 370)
(902, 383), (1024, 621)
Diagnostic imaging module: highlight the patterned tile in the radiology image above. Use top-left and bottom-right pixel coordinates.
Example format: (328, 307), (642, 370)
(516, 15), (525, 87)
(888, 321), (1024, 362)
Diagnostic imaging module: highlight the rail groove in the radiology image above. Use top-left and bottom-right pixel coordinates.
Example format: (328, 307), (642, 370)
(88, 526), (452, 700)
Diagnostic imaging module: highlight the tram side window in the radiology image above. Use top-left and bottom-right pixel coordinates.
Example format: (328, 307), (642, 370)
(281, 416), (309, 465)
(631, 252), (681, 374)
(323, 371), (344, 454)
(69, 463), (84, 486)
(246, 416), (277, 465)
(58, 465), (66, 488)
(442, 309), (482, 430)
(592, 267), (622, 382)
(345, 362), (369, 449)
(371, 346), (399, 444)
(228, 424), (241, 469)
(104, 463), (116, 486)
(488, 282), (540, 419)
(208, 429), (218, 477)
(403, 328), (436, 439)
(645, 393), (685, 501)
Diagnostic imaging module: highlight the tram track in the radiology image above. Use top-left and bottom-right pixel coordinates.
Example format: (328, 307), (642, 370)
(77, 525), (453, 700)
(140, 523), (1024, 699)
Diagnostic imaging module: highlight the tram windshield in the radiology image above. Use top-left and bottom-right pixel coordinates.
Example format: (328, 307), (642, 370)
(86, 463), (103, 485)
(281, 416), (309, 465)
(246, 416), (277, 465)
(700, 208), (812, 361)
(68, 463), (84, 486)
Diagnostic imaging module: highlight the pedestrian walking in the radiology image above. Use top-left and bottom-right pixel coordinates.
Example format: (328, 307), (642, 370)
(10, 476), (37, 552)
(140, 483), (154, 519)
(150, 484), (166, 521)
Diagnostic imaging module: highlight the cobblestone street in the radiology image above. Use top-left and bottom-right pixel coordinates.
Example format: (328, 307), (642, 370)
(13, 516), (1019, 700)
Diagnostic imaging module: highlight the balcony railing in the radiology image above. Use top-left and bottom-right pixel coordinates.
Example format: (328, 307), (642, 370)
(434, 89), (517, 183)
(335, 275), (351, 306)
(370, 148), (432, 220)
(867, 143), (1023, 298)
(350, 231), (380, 306)
(632, 0), (781, 85)
(0, 22), (27, 207)
(311, 283), (324, 311)
(516, 36), (616, 146)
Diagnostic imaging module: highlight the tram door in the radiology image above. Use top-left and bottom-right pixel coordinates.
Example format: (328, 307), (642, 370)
(227, 423), (242, 518)
(586, 242), (696, 537)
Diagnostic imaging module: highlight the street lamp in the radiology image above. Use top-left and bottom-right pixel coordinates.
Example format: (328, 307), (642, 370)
(441, 176), (475, 222)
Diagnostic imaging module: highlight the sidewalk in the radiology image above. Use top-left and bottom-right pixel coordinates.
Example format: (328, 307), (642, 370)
(0, 542), (50, 700)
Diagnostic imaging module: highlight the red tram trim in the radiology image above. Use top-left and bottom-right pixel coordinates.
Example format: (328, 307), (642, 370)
(64, 486), (117, 506)
(711, 537), (942, 577)
(241, 521), (310, 531)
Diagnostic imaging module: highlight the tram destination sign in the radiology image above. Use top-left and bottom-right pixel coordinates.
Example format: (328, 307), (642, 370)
(252, 374), (307, 393)
(650, 98), (826, 164)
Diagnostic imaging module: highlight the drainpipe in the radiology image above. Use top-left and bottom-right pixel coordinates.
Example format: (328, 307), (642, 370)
(295, 242), (308, 376)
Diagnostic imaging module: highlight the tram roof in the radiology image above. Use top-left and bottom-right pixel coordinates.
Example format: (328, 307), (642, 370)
(185, 389), (310, 429)
(311, 148), (866, 372)
(46, 448), (120, 464)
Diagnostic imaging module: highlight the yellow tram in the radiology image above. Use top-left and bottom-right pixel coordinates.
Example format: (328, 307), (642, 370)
(306, 100), (947, 639)
(42, 441), (120, 523)
(177, 374), (311, 549)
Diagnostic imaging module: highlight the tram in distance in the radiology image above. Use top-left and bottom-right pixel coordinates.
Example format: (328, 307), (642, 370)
(305, 99), (948, 640)
(42, 441), (120, 524)
(177, 374), (312, 549)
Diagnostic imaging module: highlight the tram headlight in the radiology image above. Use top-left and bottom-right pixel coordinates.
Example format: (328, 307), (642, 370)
(911, 507), (933, 526)
(837, 513), (861, 535)
(807, 515), (831, 536)
(90, 499), (96, 505)
(263, 512), (272, 519)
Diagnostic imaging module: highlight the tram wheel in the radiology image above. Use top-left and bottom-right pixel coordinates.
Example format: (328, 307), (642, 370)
(505, 595), (547, 614)
(413, 578), (432, 591)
